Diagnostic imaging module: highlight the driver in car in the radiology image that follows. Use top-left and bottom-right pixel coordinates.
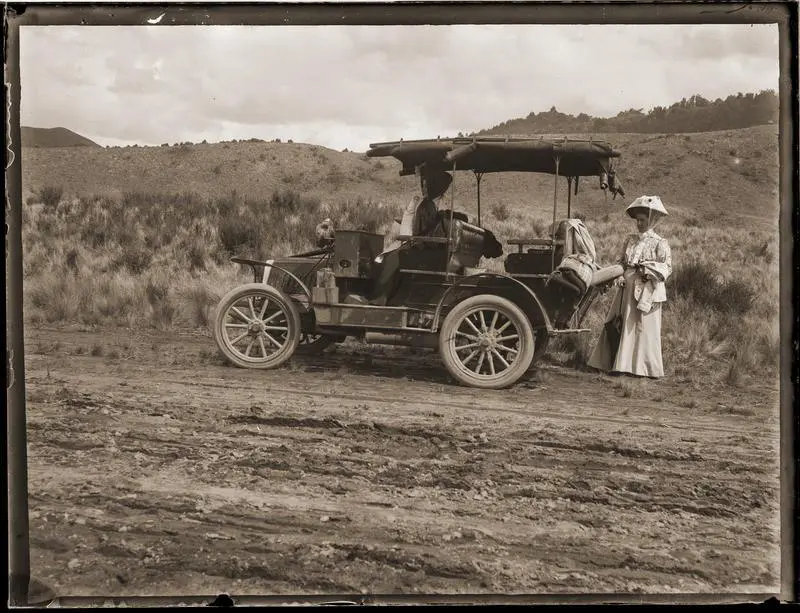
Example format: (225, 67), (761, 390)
(367, 167), (453, 304)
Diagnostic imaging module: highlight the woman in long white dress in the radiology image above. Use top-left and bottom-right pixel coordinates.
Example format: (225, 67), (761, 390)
(588, 196), (673, 378)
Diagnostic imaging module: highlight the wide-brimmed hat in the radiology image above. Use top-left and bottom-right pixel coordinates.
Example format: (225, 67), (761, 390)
(625, 195), (669, 219)
(420, 167), (453, 200)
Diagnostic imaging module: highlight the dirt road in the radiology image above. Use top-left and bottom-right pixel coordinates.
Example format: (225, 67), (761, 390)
(20, 327), (781, 600)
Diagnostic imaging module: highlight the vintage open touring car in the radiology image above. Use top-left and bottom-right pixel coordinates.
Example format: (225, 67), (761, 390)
(212, 136), (627, 389)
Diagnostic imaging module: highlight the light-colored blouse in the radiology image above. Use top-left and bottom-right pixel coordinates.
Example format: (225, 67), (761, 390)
(616, 229), (673, 311)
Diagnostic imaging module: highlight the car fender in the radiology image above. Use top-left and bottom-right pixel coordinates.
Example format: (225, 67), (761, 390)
(431, 272), (553, 333)
(263, 262), (313, 304)
(231, 257), (313, 303)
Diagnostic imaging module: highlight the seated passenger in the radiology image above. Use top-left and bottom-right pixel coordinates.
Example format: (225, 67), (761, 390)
(369, 166), (453, 304)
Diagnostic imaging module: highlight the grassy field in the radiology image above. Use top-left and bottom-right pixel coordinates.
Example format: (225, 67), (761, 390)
(19, 125), (781, 389)
(22, 126), (778, 224)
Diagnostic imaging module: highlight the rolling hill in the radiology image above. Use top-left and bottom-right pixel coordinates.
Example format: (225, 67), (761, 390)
(21, 126), (100, 148)
(477, 91), (778, 136)
(21, 125), (780, 230)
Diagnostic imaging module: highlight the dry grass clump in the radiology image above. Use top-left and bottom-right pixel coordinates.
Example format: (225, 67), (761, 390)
(491, 201), (511, 222)
(21, 183), (779, 385)
(547, 331), (594, 369)
(24, 263), (241, 330)
(669, 259), (755, 315)
(38, 185), (63, 208)
(22, 188), (398, 331)
(177, 281), (223, 329)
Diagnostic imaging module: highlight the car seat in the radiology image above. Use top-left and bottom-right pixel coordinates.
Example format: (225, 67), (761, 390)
(440, 216), (487, 274)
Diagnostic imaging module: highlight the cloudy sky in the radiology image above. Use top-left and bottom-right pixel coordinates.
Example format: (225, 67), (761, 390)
(20, 23), (779, 151)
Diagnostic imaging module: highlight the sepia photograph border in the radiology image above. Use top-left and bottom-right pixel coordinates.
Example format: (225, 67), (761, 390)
(5, 1), (797, 607)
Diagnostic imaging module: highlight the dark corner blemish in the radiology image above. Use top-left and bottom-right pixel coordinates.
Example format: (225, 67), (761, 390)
(208, 593), (235, 607)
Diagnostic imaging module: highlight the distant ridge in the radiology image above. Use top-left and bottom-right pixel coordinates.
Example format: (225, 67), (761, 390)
(475, 90), (778, 137)
(22, 126), (100, 148)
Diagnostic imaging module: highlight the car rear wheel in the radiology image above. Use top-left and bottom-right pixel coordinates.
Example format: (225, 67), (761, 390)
(439, 294), (535, 389)
(213, 283), (301, 369)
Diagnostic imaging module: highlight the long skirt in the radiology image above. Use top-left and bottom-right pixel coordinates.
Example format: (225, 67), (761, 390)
(587, 267), (665, 378)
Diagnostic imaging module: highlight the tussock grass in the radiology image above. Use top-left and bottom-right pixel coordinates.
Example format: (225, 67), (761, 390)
(178, 282), (220, 328)
(526, 368), (550, 385)
(609, 377), (639, 398)
(549, 333), (594, 369)
(39, 186), (63, 208)
(21, 184), (779, 383)
(670, 260), (755, 315)
(619, 381), (635, 398)
(491, 201), (511, 222)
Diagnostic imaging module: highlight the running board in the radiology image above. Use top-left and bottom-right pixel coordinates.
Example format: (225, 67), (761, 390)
(313, 303), (422, 329)
(364, 331), (439, 349)
(548, 328), (592, 335)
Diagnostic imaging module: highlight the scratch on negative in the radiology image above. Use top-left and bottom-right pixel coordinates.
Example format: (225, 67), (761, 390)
(7, 347), (14, 390)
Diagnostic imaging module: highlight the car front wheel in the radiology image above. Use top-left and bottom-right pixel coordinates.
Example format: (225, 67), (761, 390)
(213, 283), (301, 369)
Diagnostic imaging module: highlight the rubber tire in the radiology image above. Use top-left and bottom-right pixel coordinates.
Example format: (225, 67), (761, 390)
(439, 294), (536, 389)
(213, 283), (301, 369)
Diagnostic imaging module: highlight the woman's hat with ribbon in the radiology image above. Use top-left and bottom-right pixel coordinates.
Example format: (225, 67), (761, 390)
(625, 195), (669, 220)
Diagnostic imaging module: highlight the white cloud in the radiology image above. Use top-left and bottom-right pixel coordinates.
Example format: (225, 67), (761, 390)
(20, 23), (780, 151)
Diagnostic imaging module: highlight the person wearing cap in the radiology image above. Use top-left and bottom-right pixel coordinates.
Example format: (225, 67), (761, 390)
(588, 196), (673, 378)
(315, 217), (335, 248)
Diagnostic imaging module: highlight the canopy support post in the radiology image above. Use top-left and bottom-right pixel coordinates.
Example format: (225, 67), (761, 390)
(567, 176), (573, 219)
(446, 161), (457, 284)
(474, 171), (484, 227)
(551, 156), (560, 271)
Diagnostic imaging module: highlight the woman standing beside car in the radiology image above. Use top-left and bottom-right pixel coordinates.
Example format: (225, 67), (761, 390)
(588, 196), (673, 379)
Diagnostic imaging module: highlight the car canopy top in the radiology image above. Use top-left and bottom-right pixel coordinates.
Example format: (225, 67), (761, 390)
(366, 136), (621, 178)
